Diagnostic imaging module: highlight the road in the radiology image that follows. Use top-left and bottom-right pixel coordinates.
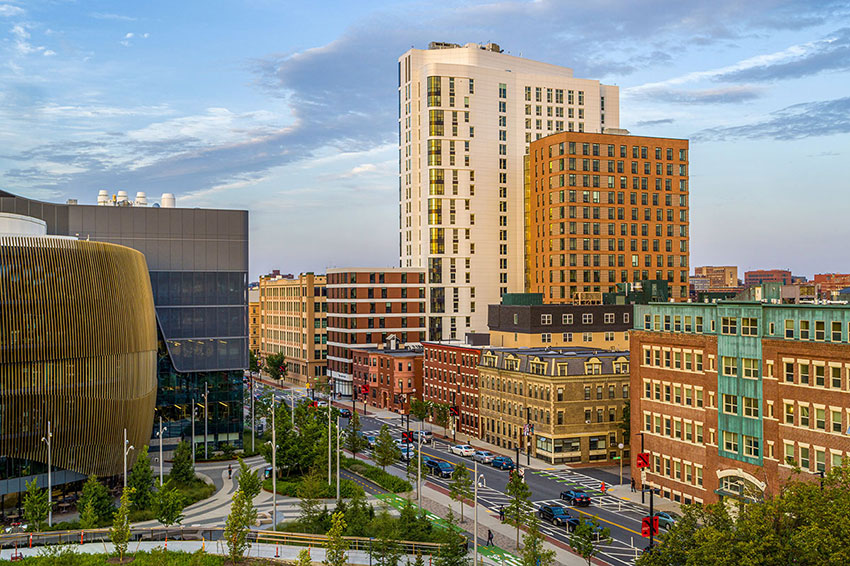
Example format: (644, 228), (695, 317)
(249, 380), (647, 566)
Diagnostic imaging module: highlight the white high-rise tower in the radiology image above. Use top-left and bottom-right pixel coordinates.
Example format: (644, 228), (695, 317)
(398, 42), (620, 340)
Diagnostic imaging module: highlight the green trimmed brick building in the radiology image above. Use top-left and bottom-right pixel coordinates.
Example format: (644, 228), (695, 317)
(630, 302), (850, 505)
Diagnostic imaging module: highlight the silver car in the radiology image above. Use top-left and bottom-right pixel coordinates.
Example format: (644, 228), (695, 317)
(473, 450), (494, 463)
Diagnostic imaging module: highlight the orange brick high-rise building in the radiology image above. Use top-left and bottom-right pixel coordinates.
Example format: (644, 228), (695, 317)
(526, 132), (689, 302)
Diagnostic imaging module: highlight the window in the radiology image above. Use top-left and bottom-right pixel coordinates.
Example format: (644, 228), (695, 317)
(541, 314), (552, 325)
(831, 321), (842, 342)
(785, 362), (795, 383)
(721, 317), (737, 335)
(541, 332), (552, 343)
(722, 356), (737, 377)
(723, 394), (738, 415)
(832, 409), (843, 433)
(800, 446), (810, 469)
(743, 397), (759, 418)
(800, 405), (810, 427)
(800, 320), (810, 340)
(784, 403), (794, 424)
(832, 366), (842, 388)
(743, 435), (760, 457)
(723, 431), (739, 453)
(785, 319), (794, 339)
(741, 317), (758, 336)
(816, 407), (826, 430)
(800, 363), (809, 385)
(815, 321), (825, 341)
(563, 313), (574, 324)
(815, 365), (825, 386)
(742, 358), (760, 379)
(582, 313), (593, 324)
(604, 312), (615, 324)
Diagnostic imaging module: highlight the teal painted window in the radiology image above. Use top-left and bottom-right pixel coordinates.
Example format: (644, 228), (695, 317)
(741, 317), (758, 336)
(815, 320), (825, 340)
(832, 321), (843, 342)
(722, 356), (738, 376)
(742, 358), (760, 379)
(785, 319), (795, 339)
(723, 431), (739, 452)
(721, 316), (738, 335)
(723, 394), (738, 415)
(743, 397), (759, 417)
(743, 435), (759, 457)
(800, 320), (810, 339)
(696, 316), (704, 332)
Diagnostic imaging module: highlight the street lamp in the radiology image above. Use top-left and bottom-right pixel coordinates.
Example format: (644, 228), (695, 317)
(328, 398), (333, 484)
(336, 414), (341, 501)
(269, 396), (278, 528)
(637, 432), (647, 503)
(123, 428), (135, 489)
(250, 375), (255, 453)
(40, 421), (52, 527)
(203, 382), (209, 460)
(190, 399), (196, 468)
(158, 417), (169, 486)
(417, 417), (423, 508)
(473, 462), (486, 566)
(618, 442), (625, 486)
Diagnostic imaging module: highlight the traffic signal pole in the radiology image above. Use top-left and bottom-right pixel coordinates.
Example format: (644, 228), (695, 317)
(649, 486), (655, 549)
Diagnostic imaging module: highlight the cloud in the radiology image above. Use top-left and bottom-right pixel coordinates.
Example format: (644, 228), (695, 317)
(693, 96), (850, 141)
(10, 23), (53, 56)
(634, 85), (764, 104)
(124, 32), (134, 39)
(633, 118), (675, 127)
(0, 4), (24, 17)
(90, 12), (136, 22)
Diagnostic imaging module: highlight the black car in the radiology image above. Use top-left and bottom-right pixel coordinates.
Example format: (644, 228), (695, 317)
(425, 459), (454, 478)
(537, 504), (575, 528)
(560, 489), (591, 506)
(339, 408), (352, 418)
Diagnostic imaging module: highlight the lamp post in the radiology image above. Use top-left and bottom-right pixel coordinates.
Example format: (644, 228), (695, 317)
(417, 418), (423, 508)
(328, 401), (333, 484)
(473, 462), (486, 566)
(618, 442), (625, 486)
(123, 428), (135, 489)
(290, 388), (295, 427)
(270, 397), (277, 528)
(250, 375), (255, 453)
(158, 417), (168, 486)
(336, 414), (341, 501)
(203, 382), (209, 460)
(637, 432), (646, 503)
(41, 421), (52, 527)
(191, 399), (196, 468)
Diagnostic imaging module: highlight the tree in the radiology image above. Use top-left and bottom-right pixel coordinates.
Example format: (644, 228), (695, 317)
(449, 463), (473, 523)
(504, 469), (532, 549)
(265, 351), (287, 381)
(295, 547), (313, 566)
(78, 475), (113, 526)
(412, 551), (426, 566)
(298, 467), (326, 533)
(23, 479), (49, 532)
(373, 424), (400, 471)
(344, 411), (367, 459)
(236, 457), (262, 500)
(434, 508), (469, 566)
(570, 518), (610, 566)
(323, 511), (349, 566)
(371, 507), (403, 566)
(79, 498), (98, 530)
(249, 350), (261, 374)
(153, 481), (185, 528)
(409, 398), (431, 422)
(432, 403), (450, 437)
(128, 445), (154, 511)
(169, 440), (195, 484)
(341, 488), (373, 537)
(618, 400), (630, 442)
(520, 513), (556, 566)
(223, 488), (257, 563)
(110, 487), (133, 562)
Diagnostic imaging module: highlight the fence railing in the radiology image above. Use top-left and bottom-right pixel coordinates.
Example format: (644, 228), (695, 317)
(0, 525), (456, 556)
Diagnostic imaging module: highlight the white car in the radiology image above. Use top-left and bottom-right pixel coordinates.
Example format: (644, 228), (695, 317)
(450, 444), (475, 457)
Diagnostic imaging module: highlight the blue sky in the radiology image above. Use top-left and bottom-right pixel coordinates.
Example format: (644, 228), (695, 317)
(1, 1), (848, 281)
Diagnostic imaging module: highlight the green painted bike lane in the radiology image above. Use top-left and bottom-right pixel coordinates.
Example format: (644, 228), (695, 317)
(374, 493), (521, 566)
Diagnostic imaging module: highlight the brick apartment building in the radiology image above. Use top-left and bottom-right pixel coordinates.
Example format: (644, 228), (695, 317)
(814, 273), (850, 296)
(351, 341), (423, 414)
(258, 272), (327, 387)
(488, 301), (632, 350)
(478, 347), (630, 464)
(249, 287), (260, 353)
(631, 302), (850, 506)
(422, 341), (487, 436)
(693, 266), (739, 289)
(327, 268), (426, 397)
(744, 269), (792, 286)
(526, 131), (690, 302)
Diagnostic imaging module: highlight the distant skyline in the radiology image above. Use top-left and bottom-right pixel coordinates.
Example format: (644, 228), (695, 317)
(1, 1), (848, 281)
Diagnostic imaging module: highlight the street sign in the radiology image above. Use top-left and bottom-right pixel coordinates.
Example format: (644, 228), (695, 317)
(613, 456), (621, 460)
(636, 452), (651, 468)
(641, 516), (659, 538)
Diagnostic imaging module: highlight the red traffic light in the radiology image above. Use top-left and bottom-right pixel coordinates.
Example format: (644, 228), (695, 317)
(449, 406), (459, 417)
(361, 384), (370, 394)
(641, 516), (659, 537)
(310, 401), (318, 408)
(636, 452), (651, 469)
(401, 431), (414, 443)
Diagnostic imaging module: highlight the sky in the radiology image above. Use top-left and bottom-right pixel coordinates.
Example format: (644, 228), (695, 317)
(1, 1), (848, 282)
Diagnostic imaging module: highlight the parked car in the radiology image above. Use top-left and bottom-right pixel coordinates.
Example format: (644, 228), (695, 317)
(365, 435), (378, 449)
(654, 511), (680, 530)
(450, 444), (475, 457)
(316, 401), (328, 408)
(414, 430), (433, 444)
(338, 408), (352, 418)
(425, 459), (455, 478)
(538, 504), (573, 528)
(398, 443), (414, 460)
(473, 450), (495, 463)
(491, 456), (514, 470)
(571, 517), (605, 537)
(560, 489), (592, 506)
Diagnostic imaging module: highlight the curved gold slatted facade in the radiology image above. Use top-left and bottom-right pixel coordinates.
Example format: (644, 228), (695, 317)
(0, 236), (157, 476)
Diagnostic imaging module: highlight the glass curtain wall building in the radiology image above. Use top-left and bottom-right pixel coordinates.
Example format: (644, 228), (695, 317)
(0, 191), (248, 451)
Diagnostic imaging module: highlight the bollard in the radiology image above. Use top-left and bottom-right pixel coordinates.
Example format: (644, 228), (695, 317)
(275, 544), (279, 558)
(165, 532), (168, 550)
(81, 531), (84, 545)
(29, 534), (32, 548)
(202, 536), (205, 552)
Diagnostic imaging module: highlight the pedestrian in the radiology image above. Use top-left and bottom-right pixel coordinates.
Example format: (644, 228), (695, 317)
(499, 505), (505, 522)
(487, 529), (494, 546)
(228, 464), (232, 480)
(630, 478), (636, 492)
(601, 481), (606, 494)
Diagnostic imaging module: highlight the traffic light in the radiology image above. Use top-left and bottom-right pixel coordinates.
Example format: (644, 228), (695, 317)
(361, 384), (370, 394)
(641, 516), (659, 537)
(310, 401), (318, 408)
(401, 431), (414, 443)
(449, 406), (459, 417)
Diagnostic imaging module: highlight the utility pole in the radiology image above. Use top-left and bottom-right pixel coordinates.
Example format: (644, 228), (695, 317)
(648, 487), (655, 550)
(417, 418), (423, 508)
(638, 432), (646, 504)
(41, 421), (52, 527)
(271, 398), (277, 528)
(618, 442), (625, 486)
(159, 417), (168, 486)
(328, 402), (332, 484)
(191, 398), (195, 468)
(123, 428), (134, 489)
(203, 382), (209, 460)
(515, 445), (520, 476)
(250, 376), (255, 453)
(474, 460), (478, 566)
(336, 414), (341, 501)
(526, 407), (531, 466)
